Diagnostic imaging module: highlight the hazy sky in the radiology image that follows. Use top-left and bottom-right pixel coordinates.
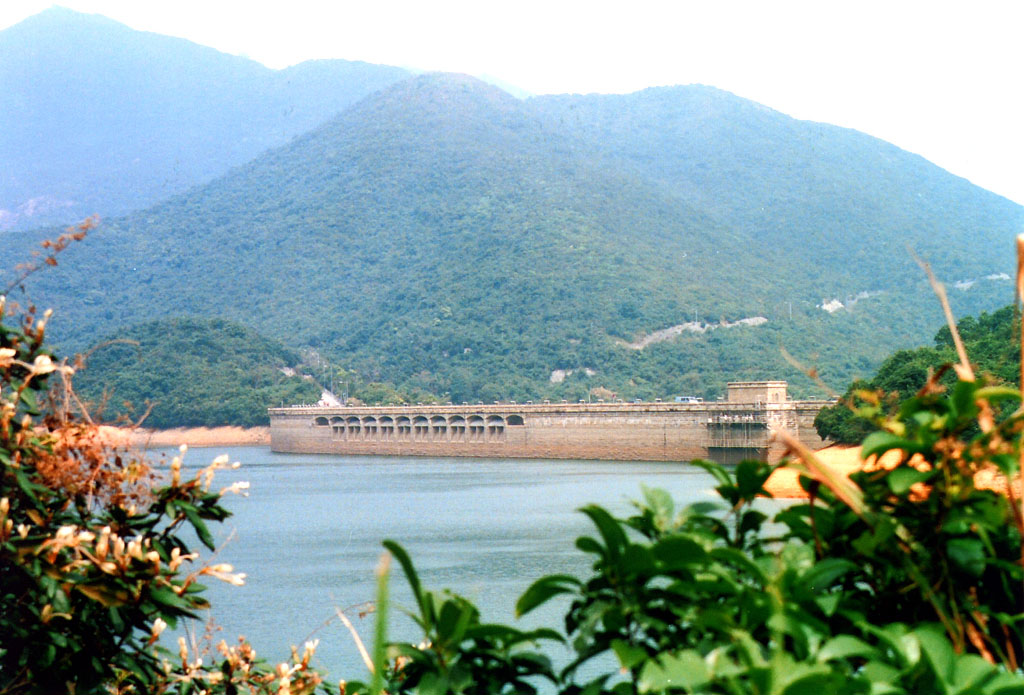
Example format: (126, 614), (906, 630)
(3, 1), (1023, 205)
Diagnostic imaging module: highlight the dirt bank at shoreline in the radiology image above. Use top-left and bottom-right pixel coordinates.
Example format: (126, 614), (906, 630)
(85, 431), (1007, 499)
(764, 444), (1020, 499)
(95, 425), (270, 449)
(763, 445), (863, 498)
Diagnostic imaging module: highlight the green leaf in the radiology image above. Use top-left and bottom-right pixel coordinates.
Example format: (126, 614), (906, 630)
(149, 586), (188, 610)
(736, 460), (771, 500)
(861, 431), (915, 459)
(814, 593), (842, 617)
(739, 509), (768, 538)
(859, 660), (901, 686)
(915, 625), (955, 682)
(640, 486), (675, 528)
(576, 536), (605, 557)
(779, 670), (843, 695)
(690, 459), (733, 488)
(579, 505), (628, 562)
(886, 467), (932, 495)
(515, 574), (580, 617)
(382, 539), (431, 629)
(952, 653), (997, 691)
(987, 672), (1024, 694)
(435, 598), (473, 645)
(710, 547), (767, 583)
(18, 387), (37, 411)
(973, 385), (1022, 404)
(638, 650), (709, 693)
(652, 535), (707, 569)
(623, 544), (655, 575)
(951, 379), (979, 420)
(816, 635), (878, 663)
(947, 538), (986, 577)
(182, 506), (215, 550)
(611, 639), (648, 670)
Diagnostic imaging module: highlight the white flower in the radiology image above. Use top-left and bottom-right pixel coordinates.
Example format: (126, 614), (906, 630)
(151, 618), (168, 639)
(219, 481), (250, 496)
(203, 563), (246, 586)
(30, 354), (56, 375)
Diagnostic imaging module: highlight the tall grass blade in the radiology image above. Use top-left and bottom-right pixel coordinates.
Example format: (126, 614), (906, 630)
(369, 552), (391, 695)
(911, 248), (974, 382)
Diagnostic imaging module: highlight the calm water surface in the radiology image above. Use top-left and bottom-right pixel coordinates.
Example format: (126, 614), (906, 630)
(162, 447), (718, 680)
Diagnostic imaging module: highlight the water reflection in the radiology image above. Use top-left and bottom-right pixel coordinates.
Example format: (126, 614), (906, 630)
(161, 447), (717, 681)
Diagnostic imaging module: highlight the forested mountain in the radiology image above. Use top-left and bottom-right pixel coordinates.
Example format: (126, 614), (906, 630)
(73, 318), (321, 427)
(6, 72), (1022, 408)
(0, 7), (409, 229)
(529, 86), (1021, 293)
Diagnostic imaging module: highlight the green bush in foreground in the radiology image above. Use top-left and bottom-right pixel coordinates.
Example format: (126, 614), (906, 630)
(366, 364), (1024, 694)
(4, 293), (1024, 694)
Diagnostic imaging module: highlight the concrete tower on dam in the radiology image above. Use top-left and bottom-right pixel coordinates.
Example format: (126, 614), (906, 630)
(269, 381), (832, 464)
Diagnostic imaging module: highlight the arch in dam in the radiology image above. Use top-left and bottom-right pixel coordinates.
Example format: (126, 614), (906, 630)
(449, 415), (466, 439)
(307, 410), (526, 444)
(486, 415), (505, 437)
(430, 415), (447, 437)
(413, 416), (429, 439)
(396, 416), (411, 437)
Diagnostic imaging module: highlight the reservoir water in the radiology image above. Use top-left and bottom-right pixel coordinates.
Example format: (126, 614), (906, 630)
(165, 446), (719, 682)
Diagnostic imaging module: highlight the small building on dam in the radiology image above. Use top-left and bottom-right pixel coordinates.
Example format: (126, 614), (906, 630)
(269, 381), (831, 464)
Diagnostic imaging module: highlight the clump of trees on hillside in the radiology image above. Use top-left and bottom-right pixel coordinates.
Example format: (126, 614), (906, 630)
(815, 305), (1020, 444)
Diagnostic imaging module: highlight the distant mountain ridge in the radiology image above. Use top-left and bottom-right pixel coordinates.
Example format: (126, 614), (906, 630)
(7, 71), (1021, 405)
(528, 85), (1021, 290)
(0, 6), (409, 229)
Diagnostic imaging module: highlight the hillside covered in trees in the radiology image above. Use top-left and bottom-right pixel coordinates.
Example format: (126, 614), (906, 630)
(815, 305), (1021, 443)
(4, 65), (1021, 413)
(73, 318), (321, 427)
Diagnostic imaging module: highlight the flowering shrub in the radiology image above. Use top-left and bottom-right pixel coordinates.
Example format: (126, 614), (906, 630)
(0, 299), (327, 695)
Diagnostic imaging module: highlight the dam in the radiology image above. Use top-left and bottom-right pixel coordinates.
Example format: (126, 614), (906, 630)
(269, 381), (831, 464)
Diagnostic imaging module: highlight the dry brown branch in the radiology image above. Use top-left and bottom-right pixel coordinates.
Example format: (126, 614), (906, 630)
(779, 346), (839, 399)
(910, 248), (974, 382)
(335, 607), (376, 673)
(773, 429), (866, 517)
(1, 216), (97, 297)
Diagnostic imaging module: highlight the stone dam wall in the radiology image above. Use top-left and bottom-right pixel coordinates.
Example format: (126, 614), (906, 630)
(269, 388), (830, 464)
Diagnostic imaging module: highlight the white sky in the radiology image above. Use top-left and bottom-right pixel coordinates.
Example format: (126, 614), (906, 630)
(3, 1), (1023, 206)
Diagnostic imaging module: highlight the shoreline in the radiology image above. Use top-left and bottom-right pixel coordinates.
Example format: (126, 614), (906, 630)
(96, 424), (857, 499)
(763, 444), (863, 497)
(96, 425), (270, 449)
(93, 429), (988, 501)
